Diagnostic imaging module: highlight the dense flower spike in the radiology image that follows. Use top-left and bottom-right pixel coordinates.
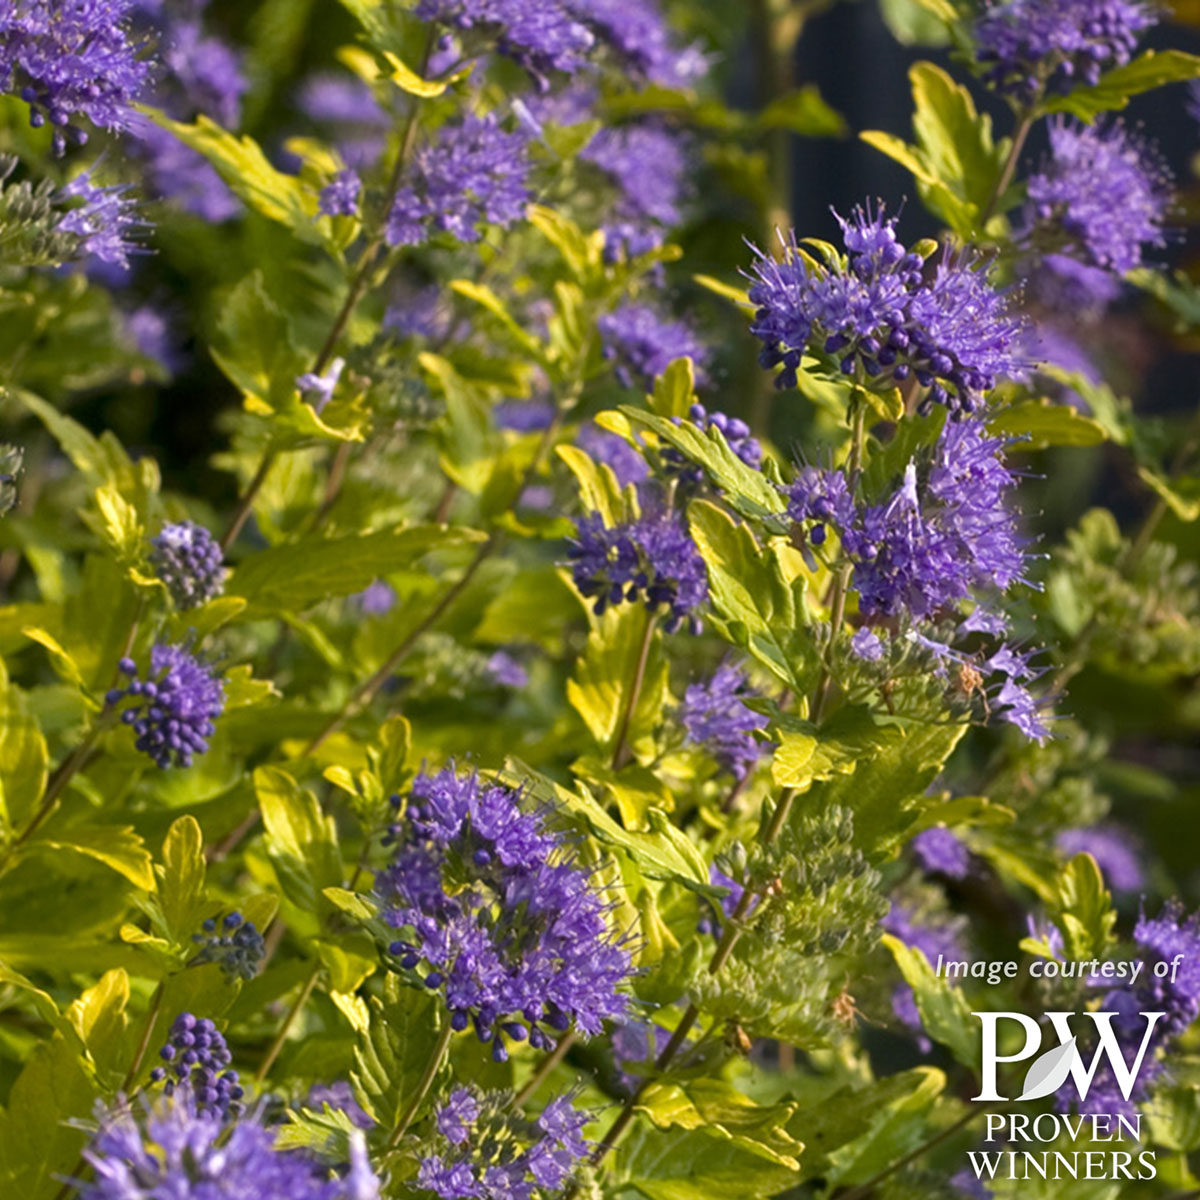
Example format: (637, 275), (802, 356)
(1023, 119), (1169, 284)
(297, 71), (389, 171)
(678, 665), (766, 780)
(973, 0), (1156, 100)
(1056, 825), (1145, 893)
(569, 513), (708, 632)
(386, 113), (532, 247)
(577, 421), (650, 488)
(598, 302), (710, 390)
(57, 172), (145, 268)
(583, 122), (689, 243)
(78, 1089), (380, 1200)
(747, 207), (1024, 412)
(148, 1012), (243, 1117)
(319, 169), (361, 218)
(376, 767), (632, 1058)
(568, 0), (707, 86)
(106, 643), (225, 768)
(190, 911), (266, 981)
(0, 0), (152, 153)
(151, 520), (225, 609)
(415, 0), (595, 83)
(1132, 901), (1200, 1039)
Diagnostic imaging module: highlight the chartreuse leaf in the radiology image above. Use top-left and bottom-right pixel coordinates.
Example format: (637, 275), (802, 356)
(1137, 467), (1200, 521)
(686, 500), (814, 693)
(33, 822), (155, 890)
(229, 525), (483, 613)
(383, 50), (450, 97)
(627, 409), (787, 528)
(693, 274), (752, 311)
(862, 61), (1007, 234)
(256, 766), (342, 915)
(770, 705), (904, 792)
(66, 968), (130, 1085)
(142, 109), (332, 247)
(420, 352), (495, 494)
(636, 1078), (803, 1168)
(155, 815), (208, 947)
(0, 661), (48, 837)
(567, 603), (666, 761)
(824, 1065), (946, 1185)
(528, 204), (602, 283)
(352, 976), (443, 1128)
(616, 1124), (799, 1200)
(989, 399), (1107, 450)
(1050, 852), (1117, 962)
(0, 1028), (98, 1199)
(0, 963), (72, 1038)
(450, 279), (545, 359)
(501, 759), (716, 894)
(757, 86), (846, 136)
(883, 934), (979, 1073)
(1041, 49), (1200, 120)
(648, 357), (698, 419)
(557, 444), (633, 526)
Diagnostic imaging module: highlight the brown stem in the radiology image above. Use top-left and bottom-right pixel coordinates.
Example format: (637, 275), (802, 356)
(981, 109), (1034, 227)
(219, 447), (278, 554)
(388, 1020), (454, 1148)
(255, 963), (321, 1084)
(513, 1031), (577, 1108)
(611, 613), (658, 771)
(121, 980), (164, 1093)
(11, 725), (102, 851)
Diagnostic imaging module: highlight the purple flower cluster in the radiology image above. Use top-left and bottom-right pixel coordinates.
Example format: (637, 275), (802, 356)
(376, 767), (632, 1060)
(576, 422), (650, 488)
(1056, 825), (1145, 893)
(57, 172), (145, 269)
(910, 828), (972, 880)
(569, 0), (707, 87)
(415, 0), (594, 85)
(1023, 119), (1168, 292)
(973, 0), (1155, 100)
(791, 419), (1027, 620)
(297, 72), (389, 172)
(148, 1012), (243, 1118)
(106, 643), (225, 769)
(190, 911), (266, 981)
(418, 1091), (590, 1199)
(305, 1080), (374, 1131)
(582, 123), (689, 255)
(151, 520), (225, 610)
(0, 0), (152, 153)
(598, 302), (710, 390)
(79, 1089), (380, 1200)
(386, 113), (532, 247)
(678, 665), (766, 781)
(748, 207), (1024, 414)
(320, 169), (361, 218)
(569, 513), (708, 633)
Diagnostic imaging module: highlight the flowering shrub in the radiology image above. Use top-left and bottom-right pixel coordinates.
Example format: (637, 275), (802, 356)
(1, 1), (1200, 1198)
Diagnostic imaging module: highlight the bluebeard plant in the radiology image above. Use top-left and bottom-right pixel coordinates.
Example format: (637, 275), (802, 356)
(748, 206), (1024, 413)
(151, 521), (225, 610)
(148, 1012), (244, 1117)
(106, 643), (225, 768)
(319, 169), (361, 218)
(598, 302), (710, 390)
(386, 113), (532, 247)
(57, 171), (145, 268)
(910, 827), (972, 880)
(376, 767), (632, 1060)
(678, 664), (766, 780)
(576, 422), (651, 488)
(0, 0), (152, 152)
(569, 513), (708, 632)
(190, 911), (266, 981)
(1056, 825), (1145, 893)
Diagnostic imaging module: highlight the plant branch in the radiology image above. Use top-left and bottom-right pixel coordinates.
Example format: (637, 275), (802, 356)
(611, 613), (658, 771)
(255, 963), (321, 1084)
(513, 1031), (577, 1108)
(121, 980), (164, 1093)
(388, 1020), (454, 1148)
(981, 107), (1035, 227)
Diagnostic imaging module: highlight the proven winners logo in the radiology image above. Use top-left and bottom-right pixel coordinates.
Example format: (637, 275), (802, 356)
(966, 1009), (1164, 1182)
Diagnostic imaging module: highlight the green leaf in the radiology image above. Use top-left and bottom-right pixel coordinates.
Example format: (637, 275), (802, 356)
(256, 766), (342, 914)
(824, 1065), (946, 1185)
(989, 399), (1108, 450)
(628, 410), (787, 527)
(142, 109), (331, 246)
(1137, 467), (1200, 521)
(567, 604), (666, 760)
(1042, 50), (1200, 120)
(383, 50), (450, 97)
(229, 525), (481, 613)
(1053, 853), (1117, 961)
(883, 934), (980, 1073)
(527, 204), (601, 282)
(686, 500), (813, 692)
(35, 823), (155, 890)
(648, 357), (698, 419)
(352, 977), (443, 1128)
(156, 815), (207, 945)
(771, 705), (904, 792)
(0, 664), (48, 837)
(501, 759), (716, 894)
(757, 86), (846, 137)
(693, 274), (752, 311)
(557, 444), (632, 527)
(637, 1078), (803, 1168)
(66, 968), (130, 1085)
(449, 280), (544, 359)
